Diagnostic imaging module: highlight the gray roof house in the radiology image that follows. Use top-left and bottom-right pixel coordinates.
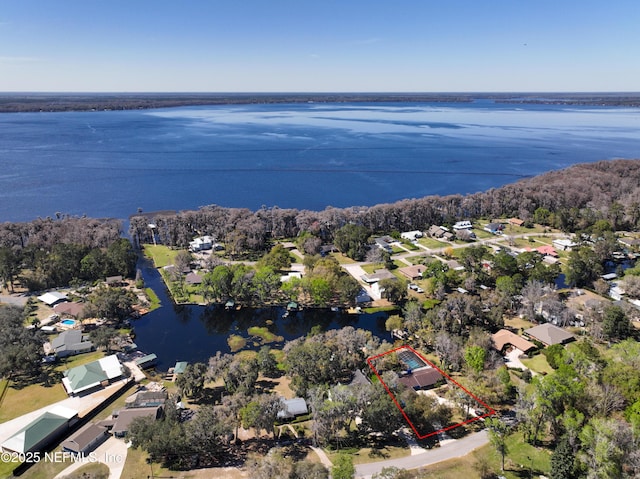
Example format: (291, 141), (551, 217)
(277, 398), (308, 420)
(524, 323), (576, 346)
(49, 330), (93, 358)
(61, 422), (107, 455)
(112, 406), (163, 437)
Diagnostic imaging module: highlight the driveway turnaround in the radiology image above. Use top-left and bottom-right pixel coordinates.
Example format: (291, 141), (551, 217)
(355, 430), (489, 479)
(53, 436), (129, 479)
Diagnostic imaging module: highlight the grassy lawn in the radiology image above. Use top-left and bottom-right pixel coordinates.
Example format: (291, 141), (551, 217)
(331, 253), (357, 264)
(413, 433), (551, 479)
(143, 244), (180, 268)
(0, 380), (68, 424)
(0, 456), (21, 479)
(145, 287), (161, 310)
(58, 462), (110, 479)
(472, 229), (494, 240)
(504, 316), (536, 331)
(521, 353), (554, 375)
(122, 447), (246, 479)
(417, 238), (448, 249)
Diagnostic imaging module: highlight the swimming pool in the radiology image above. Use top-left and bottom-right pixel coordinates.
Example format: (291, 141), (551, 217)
(60, 319), (76, 326)
(397, 349), (427, 370)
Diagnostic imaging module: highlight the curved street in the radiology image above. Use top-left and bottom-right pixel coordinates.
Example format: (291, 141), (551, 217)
(355, 430), (489, 478)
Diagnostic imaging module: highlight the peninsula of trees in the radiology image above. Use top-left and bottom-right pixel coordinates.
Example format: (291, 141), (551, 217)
(0, 92), (639, 113)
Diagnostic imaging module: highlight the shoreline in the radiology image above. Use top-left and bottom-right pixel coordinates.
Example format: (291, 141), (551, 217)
(1, 92), (639, 113)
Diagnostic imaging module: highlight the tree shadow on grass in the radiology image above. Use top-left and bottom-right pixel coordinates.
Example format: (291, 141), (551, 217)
(187, 385), (225, 406)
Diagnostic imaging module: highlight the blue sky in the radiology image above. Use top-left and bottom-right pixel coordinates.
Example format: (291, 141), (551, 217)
(1, 0), (638, 92)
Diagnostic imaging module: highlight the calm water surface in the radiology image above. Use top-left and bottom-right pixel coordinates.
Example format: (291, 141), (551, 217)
(1, 101), (639, 222)
(133, 258), (389, 369)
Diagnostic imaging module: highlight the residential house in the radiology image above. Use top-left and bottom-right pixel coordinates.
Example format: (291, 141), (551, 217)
(453, 221), (473, 231)
(400, 230), (423, 241)
(552, 238), (578, 251)
(47, 330), (93, 358)
(361, 269), (396, 284)
(374, 236), (394, 253)
(106, 275), (124, 286)
(37, 291), (68, 306)
(53, 301), (85, 319)
(277, 397), (308, 420)
(397, 265), (425, 281)
(62, 354), (125, 396)
(428, 225), (445, 238)
(398, 368), (444, 391)
(491, 329), (537, 353)
(125, 390), (168, 409)
(189, 235), (213, 252)
(61, 423), (108, 455)
(484, 223), (504, 235)
(524, 323), (575, 347)
(112, 406), (163, 437)
(185, 272), (203, 285)
(508, 218), (525, 227)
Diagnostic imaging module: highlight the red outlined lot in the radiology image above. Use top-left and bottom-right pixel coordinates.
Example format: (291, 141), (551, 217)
(367, 344), (496, 439)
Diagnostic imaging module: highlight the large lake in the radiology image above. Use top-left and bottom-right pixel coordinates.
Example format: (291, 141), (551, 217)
(1, 101), (639, 222)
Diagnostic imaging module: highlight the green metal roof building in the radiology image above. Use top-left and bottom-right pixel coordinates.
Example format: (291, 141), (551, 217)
(1, 406), (78, 454)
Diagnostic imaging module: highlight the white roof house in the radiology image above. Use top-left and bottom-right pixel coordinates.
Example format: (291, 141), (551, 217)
(400, 230), (423, 241)
(189, 235), (213, 251)
(552, 238), (578, 251)
(453, 221), (473, 230)
(37, 292), (68, 306)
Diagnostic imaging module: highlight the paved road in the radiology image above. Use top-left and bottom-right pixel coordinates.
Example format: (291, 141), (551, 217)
(354, 430), (489, 479)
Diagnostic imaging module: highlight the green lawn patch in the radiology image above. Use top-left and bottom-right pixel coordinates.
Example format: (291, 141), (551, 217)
(472, 228), (494, 239)
(326, 445), (410, 465)
(0, 380), (68, 424)
(332, 253), (357, 264)
(142, 244), (180, 268)
(417, 237), (448, 249)
(363, 305), (399, 314)
(521, 353), (554, 375)
(227, 334), (247, 352)
(413, 434), (551, 479)
(60, 462), (110, 479)
(248, 326), (284, 344)
(145, 287), (161, 310)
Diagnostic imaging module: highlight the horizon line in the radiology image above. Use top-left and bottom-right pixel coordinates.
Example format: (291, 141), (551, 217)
(1, 90), (640, 95)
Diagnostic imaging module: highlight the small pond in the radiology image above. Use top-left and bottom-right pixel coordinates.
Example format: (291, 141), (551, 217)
(132, 259), (391, 370)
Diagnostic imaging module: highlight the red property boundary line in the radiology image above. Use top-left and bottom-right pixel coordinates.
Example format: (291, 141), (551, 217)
(367, 344), (496, 439)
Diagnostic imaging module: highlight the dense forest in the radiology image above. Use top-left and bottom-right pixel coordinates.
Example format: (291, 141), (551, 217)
(127, 160), (640, 251)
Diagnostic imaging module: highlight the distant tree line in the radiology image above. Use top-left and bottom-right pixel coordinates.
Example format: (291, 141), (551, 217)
(129, 160), (640, 254)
